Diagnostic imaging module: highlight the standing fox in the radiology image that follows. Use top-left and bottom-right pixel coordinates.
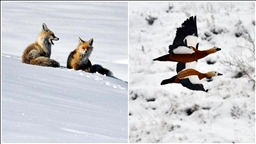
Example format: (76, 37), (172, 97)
(67, 37), (113, 76)
(22, 23), (60, 67)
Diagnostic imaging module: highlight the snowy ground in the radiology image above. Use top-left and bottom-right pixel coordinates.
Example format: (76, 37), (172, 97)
(2, 1), (128, 81)
(2, 54), (127, 143)
(2, 2), (128, 143)
(129, 2), (255, 143)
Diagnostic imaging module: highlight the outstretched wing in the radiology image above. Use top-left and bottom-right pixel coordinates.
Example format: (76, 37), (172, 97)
(174, 16), (199, 73)
(169, 16), (198, 54)
(180, 76), (207, 92)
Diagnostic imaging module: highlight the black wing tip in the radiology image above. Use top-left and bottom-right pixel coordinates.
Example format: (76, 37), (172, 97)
(188, 15), (196, 21)
(170, 15), (198, 53)
(183, 15), (197, 25)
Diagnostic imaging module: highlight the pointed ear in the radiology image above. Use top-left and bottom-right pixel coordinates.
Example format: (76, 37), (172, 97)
(88, 38), (93, 46)
(42, 23), (50, 32)
(78, 37), (84, 43)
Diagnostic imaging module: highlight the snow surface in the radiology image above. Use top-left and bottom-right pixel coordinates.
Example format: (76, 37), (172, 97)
(2, 2), (128, 143)
(129, 2), (255, 143)
(2, 1), (128, 81)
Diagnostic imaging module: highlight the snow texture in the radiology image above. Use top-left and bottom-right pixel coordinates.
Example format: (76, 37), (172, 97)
(129, 2), (255, 143)
(2, 2), (128, 143)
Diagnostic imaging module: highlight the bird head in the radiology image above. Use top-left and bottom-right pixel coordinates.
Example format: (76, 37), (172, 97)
(206, 71), (223, 78)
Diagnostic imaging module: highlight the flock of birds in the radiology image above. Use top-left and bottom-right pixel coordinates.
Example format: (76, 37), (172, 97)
(153, 16), (222, 92)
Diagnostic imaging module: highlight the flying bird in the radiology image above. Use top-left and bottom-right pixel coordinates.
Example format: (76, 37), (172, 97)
(153, 16), (221, 63)
(161, 63), (223, 92)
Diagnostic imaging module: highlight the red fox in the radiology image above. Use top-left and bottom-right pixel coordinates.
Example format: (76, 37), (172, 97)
(67, 37), (113, 76)
(22, 23), (60, 67)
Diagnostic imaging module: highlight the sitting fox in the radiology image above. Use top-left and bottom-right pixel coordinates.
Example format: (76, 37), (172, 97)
(67, 37), (113, 76)
(22, 23), (60, 67)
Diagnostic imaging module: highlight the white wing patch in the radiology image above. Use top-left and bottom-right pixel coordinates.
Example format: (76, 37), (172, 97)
(182, 75), (202, 84)
(184, 35), (197, 47)
(173, 46), (195, 54)
(185, 61), (197, 70)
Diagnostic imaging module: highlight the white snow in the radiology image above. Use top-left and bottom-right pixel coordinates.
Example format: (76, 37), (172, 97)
(2, 1), (128, 143)
(129, 2), (255, 143)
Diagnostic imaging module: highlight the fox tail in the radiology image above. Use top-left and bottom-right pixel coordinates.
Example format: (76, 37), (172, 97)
(90, 64), (113, 76)
(30, 57), (60, 67)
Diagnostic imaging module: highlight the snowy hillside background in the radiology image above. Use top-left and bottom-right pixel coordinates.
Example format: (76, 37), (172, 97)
(2, 2), (128, 143)
(129, 2), (255, 143)
(2, 1), (128, 81)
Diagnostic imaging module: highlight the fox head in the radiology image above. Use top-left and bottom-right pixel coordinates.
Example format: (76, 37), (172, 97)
(77, 37), (94, 56)
(40, 23), (59, 45)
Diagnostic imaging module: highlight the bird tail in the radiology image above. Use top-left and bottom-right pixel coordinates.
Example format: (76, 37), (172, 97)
(153, 54), (171, 61)
(161, 75), (177, 85)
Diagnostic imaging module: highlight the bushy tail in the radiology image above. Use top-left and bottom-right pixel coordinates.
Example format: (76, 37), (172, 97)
(30, 56), (60, 67)
(90, 64), (113, 76)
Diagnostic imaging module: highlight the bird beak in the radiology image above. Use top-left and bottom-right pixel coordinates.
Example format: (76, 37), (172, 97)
(217, 73), (223, 76)
(216, 48), (221, 51)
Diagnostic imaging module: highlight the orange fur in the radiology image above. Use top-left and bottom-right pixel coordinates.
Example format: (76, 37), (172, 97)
(67, 38), (93, 72)
(169, 69), (215, 84)
(21, 23), (59, 67)
(178, 69), (207, 79)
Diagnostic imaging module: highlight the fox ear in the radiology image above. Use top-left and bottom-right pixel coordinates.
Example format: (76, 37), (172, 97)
(88, 38), (93, 46)
(42, 23), (50, 32)
(78, 37), (84, 43)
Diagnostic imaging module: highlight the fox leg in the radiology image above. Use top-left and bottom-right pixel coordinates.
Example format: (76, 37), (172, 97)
(22, 49), (40, 64)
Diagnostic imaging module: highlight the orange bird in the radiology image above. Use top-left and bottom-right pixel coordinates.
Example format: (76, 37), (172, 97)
(153, 16), (221, 63)
(160, 35), (223, 92)
(161, 62), (223, 92)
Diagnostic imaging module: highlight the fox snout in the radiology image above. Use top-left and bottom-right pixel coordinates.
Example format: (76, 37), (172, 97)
(80, 47), (93, 56)
(49, 35), (59, 45)
(53, 36), (59, 41)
